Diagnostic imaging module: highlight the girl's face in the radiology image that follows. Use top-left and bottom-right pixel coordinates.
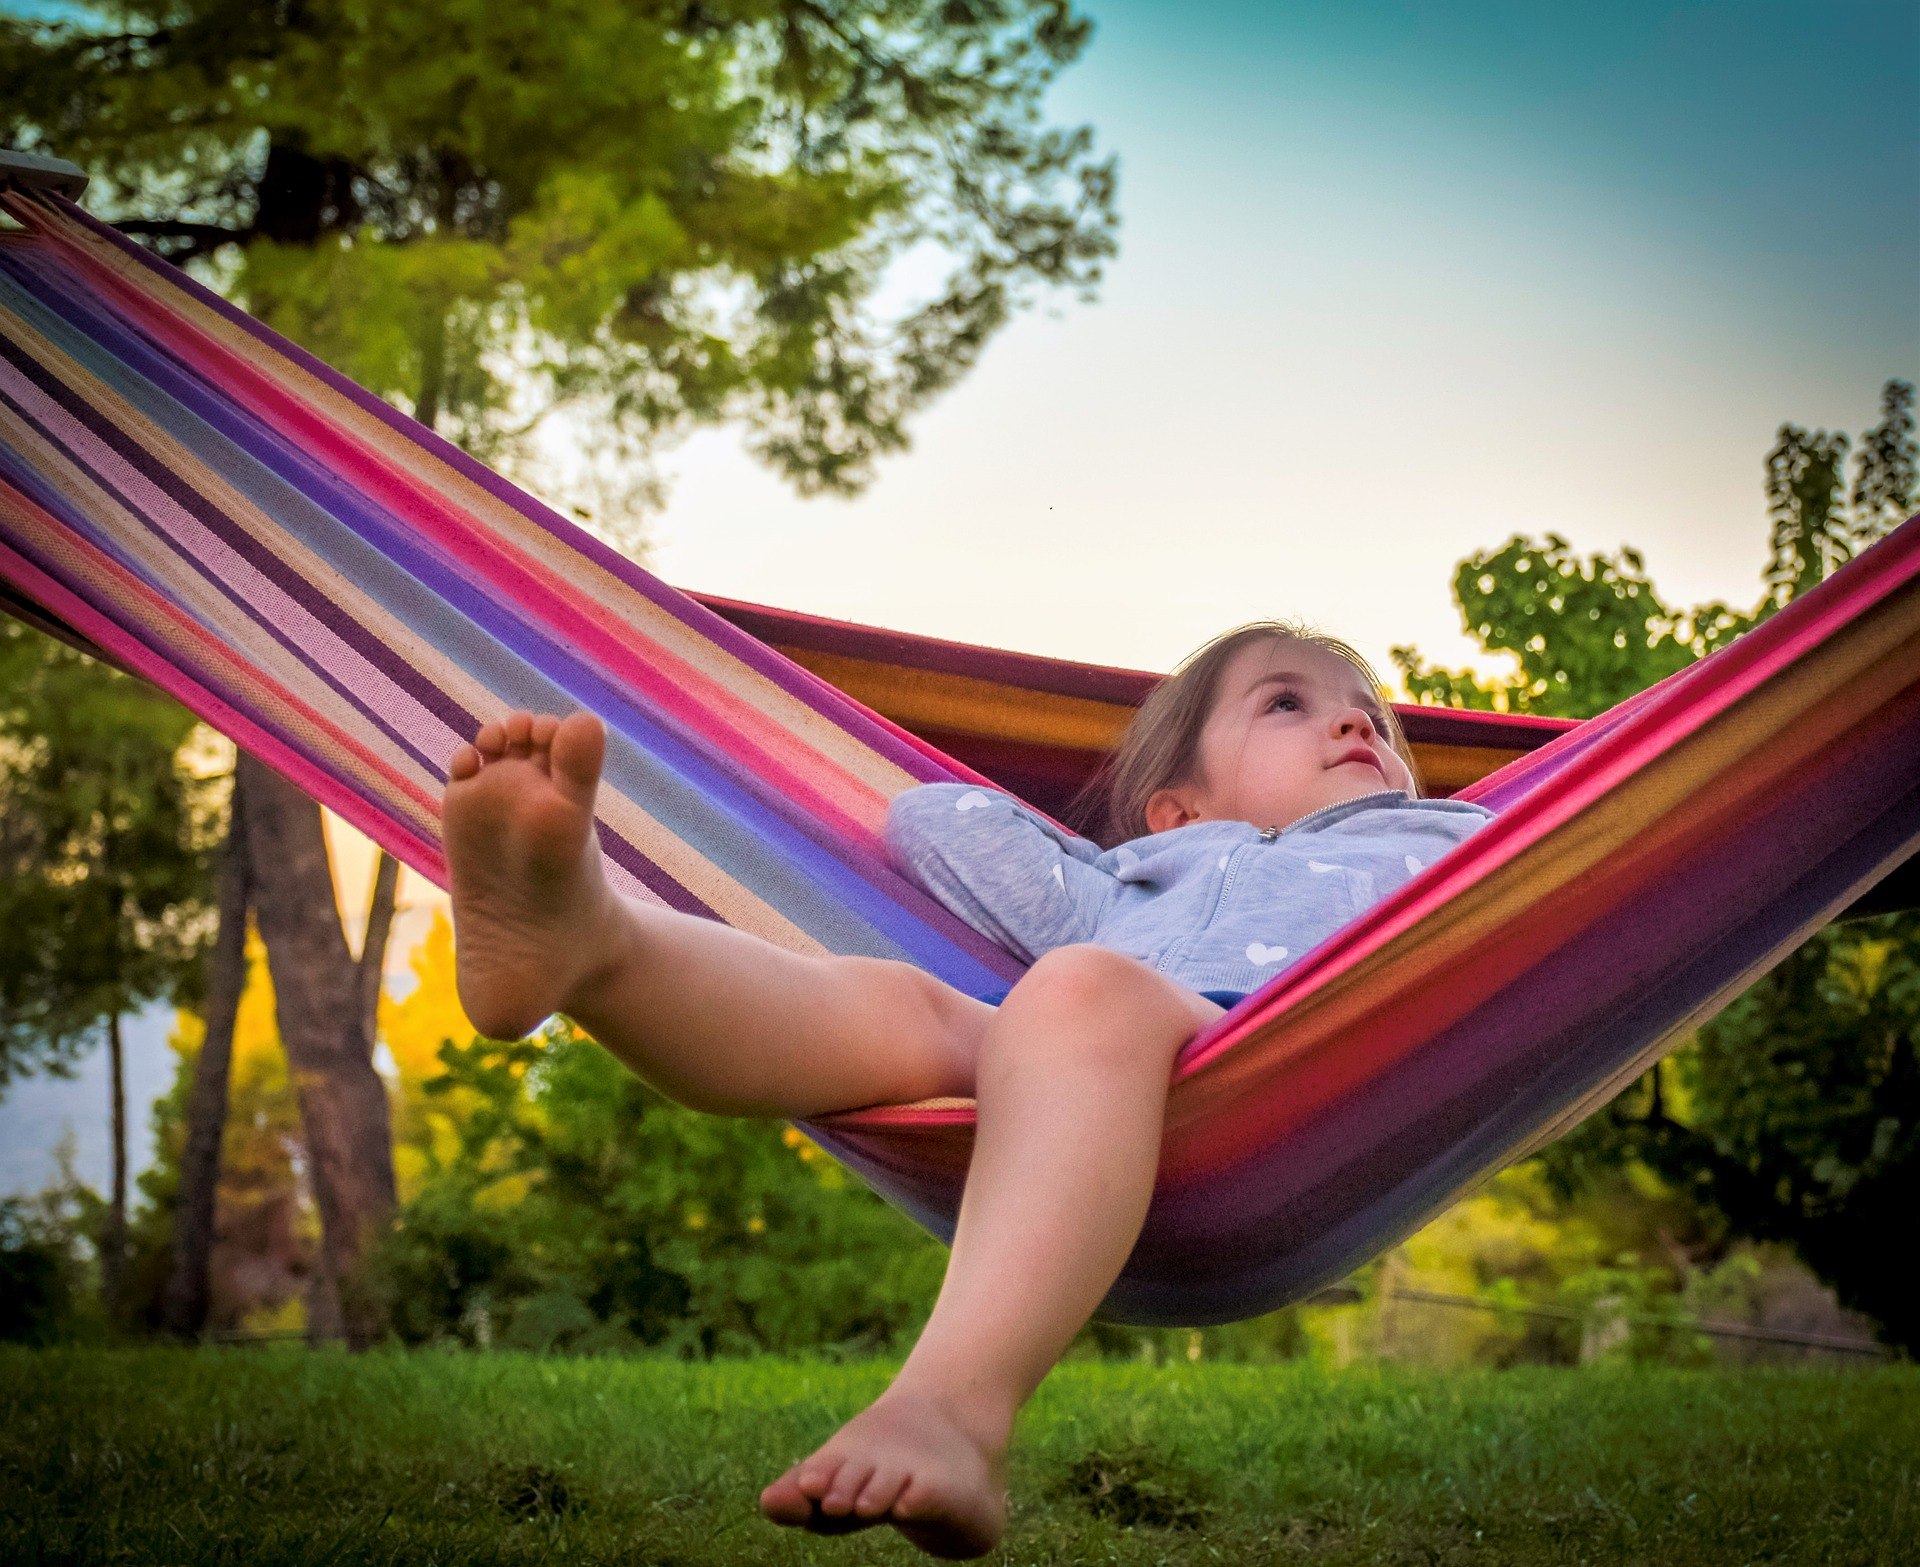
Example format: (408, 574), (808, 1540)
(1144, 638), (1415, 835)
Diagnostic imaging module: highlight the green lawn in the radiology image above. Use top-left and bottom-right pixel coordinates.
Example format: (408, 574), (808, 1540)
(3, 1349), (1914, 1565)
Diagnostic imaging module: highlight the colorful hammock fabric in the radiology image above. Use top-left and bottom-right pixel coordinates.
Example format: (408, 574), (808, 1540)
(3, 177), (1917, 1326)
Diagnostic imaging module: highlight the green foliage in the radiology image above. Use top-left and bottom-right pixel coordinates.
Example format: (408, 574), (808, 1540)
(1763, 380), (1917, 614)
(1393, 533), (1749, 718)
(1396, 380), (1920, 1351)
(1540, 914), (1920, 1352)
(2, 0), (1117, 512)
(0, 619), (223, 1089)
(7, 1350), (1919, 1564)
(373, 1021), (947, 1354)
(0, 1194), (98, 1345)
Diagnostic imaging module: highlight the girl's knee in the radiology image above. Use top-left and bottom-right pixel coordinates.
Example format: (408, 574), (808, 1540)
(1001, 946), (1208, 1054)
(1018, 944), (1153, 1008)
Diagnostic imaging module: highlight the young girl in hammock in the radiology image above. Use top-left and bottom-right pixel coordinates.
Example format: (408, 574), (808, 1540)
(440, 621), (1493, 1559)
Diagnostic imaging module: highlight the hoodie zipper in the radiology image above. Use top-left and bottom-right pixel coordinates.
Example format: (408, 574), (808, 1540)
(1273, 790), (1405, 837)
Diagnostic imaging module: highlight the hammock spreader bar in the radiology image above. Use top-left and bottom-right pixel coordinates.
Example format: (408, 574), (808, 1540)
(2, 177), (1915, 1325)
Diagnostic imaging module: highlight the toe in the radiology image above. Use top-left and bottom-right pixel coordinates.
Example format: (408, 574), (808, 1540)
(447, 743), (480, 783)
(854, 1465), (910, 1518)
(529, 713), (559, 751)
(550, 712), (607, 805)
(759, 1469), (813, 1526)
(474, 719), (507, 757)
(794, 1456), (837, 1500)
(820, 1459), (877, 1515)
(503, 711), (535, 755)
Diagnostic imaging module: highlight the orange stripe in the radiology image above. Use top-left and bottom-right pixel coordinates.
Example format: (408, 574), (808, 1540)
(779, 645), (1532, 792)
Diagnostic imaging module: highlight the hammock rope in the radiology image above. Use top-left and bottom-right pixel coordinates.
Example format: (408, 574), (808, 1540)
(3, 180), (1917, 1324)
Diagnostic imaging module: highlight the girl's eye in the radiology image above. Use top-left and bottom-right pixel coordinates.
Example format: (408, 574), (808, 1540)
(1265, 691), (1302, 712)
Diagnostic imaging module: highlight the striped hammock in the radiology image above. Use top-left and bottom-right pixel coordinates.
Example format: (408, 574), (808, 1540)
(3, 178), (1917, 1326)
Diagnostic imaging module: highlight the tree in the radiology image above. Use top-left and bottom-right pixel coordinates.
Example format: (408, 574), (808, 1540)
(1393, 532), (1750, 719)
(1763, 379), (1918, 615)
(232, 754), (396, 1346)
(0, 618), (220, 1314)
(1543, 915), (1920, 1351)
(1393, 380), (1920, 1349)
(156, 769), (250, 1339)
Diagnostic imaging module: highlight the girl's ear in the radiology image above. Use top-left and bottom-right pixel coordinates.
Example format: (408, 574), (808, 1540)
(1144, 785), (1199, 835)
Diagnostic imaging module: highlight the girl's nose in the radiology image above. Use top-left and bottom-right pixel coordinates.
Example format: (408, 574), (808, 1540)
(1333, 706), (1376, 739)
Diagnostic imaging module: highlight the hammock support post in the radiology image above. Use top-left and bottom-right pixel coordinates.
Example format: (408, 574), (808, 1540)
(0, 149), (90, 201)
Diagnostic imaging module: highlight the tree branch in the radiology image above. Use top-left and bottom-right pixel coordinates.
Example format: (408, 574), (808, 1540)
(109, 218), (250, 262)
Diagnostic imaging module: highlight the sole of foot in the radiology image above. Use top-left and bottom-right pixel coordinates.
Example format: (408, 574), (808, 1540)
(442, 710), (614, 1041)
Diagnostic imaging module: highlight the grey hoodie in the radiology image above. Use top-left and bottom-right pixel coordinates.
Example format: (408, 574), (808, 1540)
(887, 784), (1495, 997)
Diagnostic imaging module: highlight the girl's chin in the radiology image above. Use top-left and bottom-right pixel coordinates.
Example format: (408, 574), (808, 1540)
(1321, 775), (1394, 808)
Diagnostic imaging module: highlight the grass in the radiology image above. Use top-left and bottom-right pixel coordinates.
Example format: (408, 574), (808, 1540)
(3, 1348), (1915, 1565)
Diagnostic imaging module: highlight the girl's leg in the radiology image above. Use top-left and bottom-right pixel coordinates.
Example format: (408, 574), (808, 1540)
(761, 945), (1221, 1559)
(444, 711), (989, 1119)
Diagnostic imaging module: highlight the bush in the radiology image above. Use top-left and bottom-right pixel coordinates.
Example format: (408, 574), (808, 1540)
(0, 1195), (95, 1345)
(370, 1024), (947, 1354)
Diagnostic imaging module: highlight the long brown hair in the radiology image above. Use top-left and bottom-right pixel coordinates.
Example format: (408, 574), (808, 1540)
(1077, 622), (1419, 845)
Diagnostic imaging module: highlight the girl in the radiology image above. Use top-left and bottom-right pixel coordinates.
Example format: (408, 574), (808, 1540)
(440, 621), (1494, 1559)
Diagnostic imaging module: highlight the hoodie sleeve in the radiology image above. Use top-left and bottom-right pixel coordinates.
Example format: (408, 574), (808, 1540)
(885, 783), (1119, 962)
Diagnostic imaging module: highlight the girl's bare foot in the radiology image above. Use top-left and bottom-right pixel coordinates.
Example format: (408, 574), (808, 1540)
(442, 710), (619, 1040)
(759, 1388), (1009, 1560)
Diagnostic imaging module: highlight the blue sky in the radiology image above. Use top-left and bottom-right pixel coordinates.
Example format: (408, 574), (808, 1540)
(4, 1), (1917, 1194)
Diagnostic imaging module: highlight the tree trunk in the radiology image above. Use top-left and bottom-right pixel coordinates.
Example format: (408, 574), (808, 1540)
(101, 1011), (127, 1318)
(159, 780), (252, 1340)
(236, 754), (396, 1347)
(357, 850), (400, 1045)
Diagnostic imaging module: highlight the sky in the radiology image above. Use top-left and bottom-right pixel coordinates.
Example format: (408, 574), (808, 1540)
(4, 0), (1917, 1194)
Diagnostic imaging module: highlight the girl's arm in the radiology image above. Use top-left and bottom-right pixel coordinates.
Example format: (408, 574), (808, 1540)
(886, 784), (1121, 963)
